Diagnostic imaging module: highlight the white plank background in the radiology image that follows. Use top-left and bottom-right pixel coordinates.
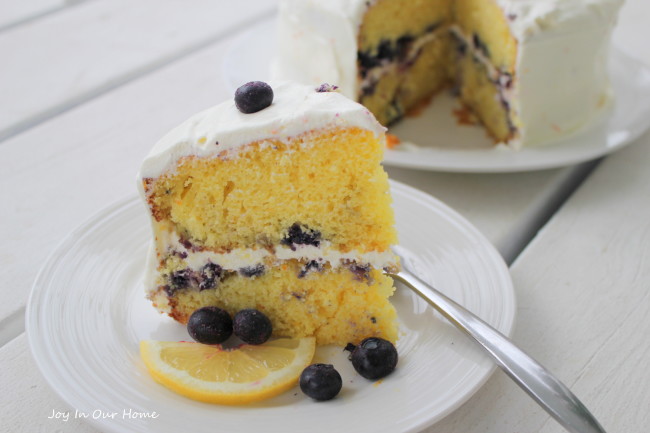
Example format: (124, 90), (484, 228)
(0, 0), (276, 142)
(1, 334), (99, 433)
(423, 128), (650, 433)
(1, 0), (649, 432)
(0, 0), (71, 31)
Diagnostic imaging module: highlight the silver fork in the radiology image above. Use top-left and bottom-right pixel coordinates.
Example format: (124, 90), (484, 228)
(388, 246), (606, 433)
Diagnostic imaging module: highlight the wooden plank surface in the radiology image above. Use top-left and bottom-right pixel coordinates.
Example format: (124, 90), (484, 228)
(421, 130), (650, 432)
(612, 0), (650, 65)
(0, 0), (276, 142)
(0, 0), (68, 31)
(385, 163), (596, 264)
(1, 334), (99, 433)
(2, 0), (649, 432)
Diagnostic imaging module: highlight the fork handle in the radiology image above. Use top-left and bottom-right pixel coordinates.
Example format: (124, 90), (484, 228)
(389, 270), (606, 433)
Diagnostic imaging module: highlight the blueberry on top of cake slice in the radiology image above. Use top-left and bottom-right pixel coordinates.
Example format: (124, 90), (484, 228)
(138, 81), (399, 346)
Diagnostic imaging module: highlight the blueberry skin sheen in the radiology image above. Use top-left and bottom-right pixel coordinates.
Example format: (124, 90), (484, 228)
(351, 337), (398, 380)
(233, 309), (273, 345)
(300, 364), (343, 401)
(187, 306), (233, 345)
(234, 81), (274, 114)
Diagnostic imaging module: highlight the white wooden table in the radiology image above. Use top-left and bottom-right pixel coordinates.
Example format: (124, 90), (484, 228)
(1, 1), (649, 432)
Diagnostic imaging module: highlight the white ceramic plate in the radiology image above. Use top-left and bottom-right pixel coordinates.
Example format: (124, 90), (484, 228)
(223, 18), (650, 173)
(27, 181), (515, 433)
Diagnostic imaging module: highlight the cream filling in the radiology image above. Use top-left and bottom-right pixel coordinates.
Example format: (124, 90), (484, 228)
(160, 230), (398, 272)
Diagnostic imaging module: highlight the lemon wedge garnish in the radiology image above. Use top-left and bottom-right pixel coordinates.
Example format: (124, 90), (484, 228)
(140, 337), (315, 405)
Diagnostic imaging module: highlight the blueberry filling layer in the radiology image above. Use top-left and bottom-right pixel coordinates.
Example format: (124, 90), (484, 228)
(450, 27), (518, 136)
(163, 263), (225, 296)
(160, 258), (377, 297)
(357, 23), (442, 98)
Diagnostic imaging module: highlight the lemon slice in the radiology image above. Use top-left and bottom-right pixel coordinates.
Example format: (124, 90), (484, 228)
(140, 337), (316, 405)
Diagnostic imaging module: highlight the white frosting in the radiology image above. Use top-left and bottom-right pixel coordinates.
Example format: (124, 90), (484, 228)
(137, 81), (385, 183)
(158, 230), (397, 272)
(511, 0), (622, 146)
(273, 0), (366, 98)
(273, 0), (624, 147)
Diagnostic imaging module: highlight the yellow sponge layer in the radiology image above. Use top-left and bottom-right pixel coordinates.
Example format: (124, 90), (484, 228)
(360, 35), (453, 125)
(145, 128), (397, 253)
(457, 55), (513, 142)
(454, 0), (517, 73)
(359, 0), (452, 53)
(150, 263), (398, 346)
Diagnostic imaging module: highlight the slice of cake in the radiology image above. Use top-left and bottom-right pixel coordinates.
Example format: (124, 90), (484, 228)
(274, 0), (623, 147)
(138, 81), (399, 346)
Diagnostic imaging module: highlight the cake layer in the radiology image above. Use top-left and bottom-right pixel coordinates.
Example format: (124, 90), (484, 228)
(148, 262), (398, 346)
(359, 28), (453, 125)
(358, 0), (451, 55)
(454, 0), (517, 74)
(143, 127), (396, 253)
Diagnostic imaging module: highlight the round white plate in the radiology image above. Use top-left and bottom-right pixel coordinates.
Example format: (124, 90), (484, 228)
(223, 18), (650, 173)
(27, 181), (515, 433)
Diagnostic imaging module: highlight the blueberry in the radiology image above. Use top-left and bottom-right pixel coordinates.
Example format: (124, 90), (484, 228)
(456, 38), (467, 57)
(315, 83), (338, 93)
(281, 223), (321, 249)
(239, 264), (265, 278)
(162, 284), (176, 297)
(234, 81), (273, 114)
(199, 263), (223, 291)
(472, 33), (490, 58)
(187, 306), (233, 344)
(348, 337), (398, 380)
(376, 40), (395, 61)
(170, 268), (192, 289)
(357, 50), (381, 72)
(300, 364), (342, 401)
(346, 261), (371, 282)
(396, 35), (414, 61)
(298, 260), (323, 278)
(233, 309), (272, 345)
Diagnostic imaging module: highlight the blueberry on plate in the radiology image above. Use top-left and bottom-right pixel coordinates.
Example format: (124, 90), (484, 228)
(300, 364), (342, 401)
(349, 337), (398, 380)
(187, 306), (233, 344)
(233, 308), (272, 345)
(234, 81), (273, 114)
